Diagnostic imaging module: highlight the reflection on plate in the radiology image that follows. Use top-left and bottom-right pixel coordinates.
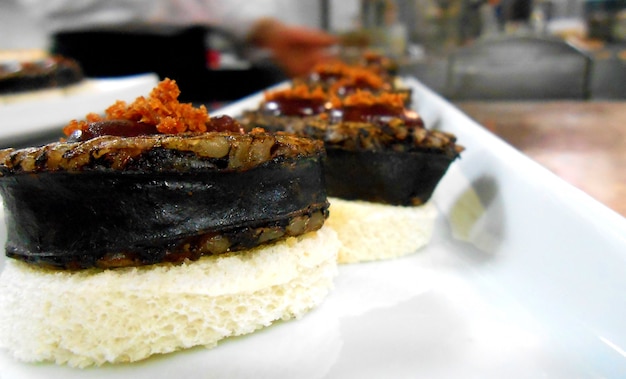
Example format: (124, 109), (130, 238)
(0, 73), (160, 147)
(1, 78), (626, 378)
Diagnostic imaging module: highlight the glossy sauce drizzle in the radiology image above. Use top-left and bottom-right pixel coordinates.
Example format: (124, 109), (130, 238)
(262, 85), (333, 117)
(67, 115), (243, 142)
(331, 104), (423, 127)
(331, 91), (423, 127)
(262, 97), (329, 117)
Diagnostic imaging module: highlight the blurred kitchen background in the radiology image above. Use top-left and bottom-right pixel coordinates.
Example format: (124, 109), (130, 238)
(2, 0), (625, 216)
(2, 0), (626, 101)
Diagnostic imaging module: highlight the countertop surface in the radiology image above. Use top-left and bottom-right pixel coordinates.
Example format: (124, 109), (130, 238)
(455, 100), (626, 218)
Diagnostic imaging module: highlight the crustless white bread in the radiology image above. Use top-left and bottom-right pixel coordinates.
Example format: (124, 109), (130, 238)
(0, 226), (340, 368)
(326, 197), (437, 264)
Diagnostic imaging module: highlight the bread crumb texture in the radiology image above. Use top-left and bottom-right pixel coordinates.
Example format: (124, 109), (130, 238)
(326, 197), (437, 264)
(0, 226), (339, 368)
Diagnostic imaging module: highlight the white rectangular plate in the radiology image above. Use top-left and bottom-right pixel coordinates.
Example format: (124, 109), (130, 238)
(1, 78), (625, 378)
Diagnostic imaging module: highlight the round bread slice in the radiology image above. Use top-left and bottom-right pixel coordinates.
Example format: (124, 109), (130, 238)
(0, 225), (340, 368)
(326, 197), (437, 264)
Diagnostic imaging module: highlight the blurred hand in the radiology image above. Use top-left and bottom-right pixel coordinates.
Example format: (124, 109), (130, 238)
(249, 18), (338, 77)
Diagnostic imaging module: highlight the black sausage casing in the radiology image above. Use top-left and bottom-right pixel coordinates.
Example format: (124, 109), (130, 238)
(0, 131), (329, 270)
(239, 111), (463, 206)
